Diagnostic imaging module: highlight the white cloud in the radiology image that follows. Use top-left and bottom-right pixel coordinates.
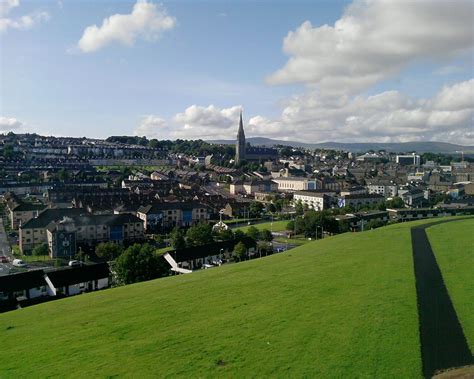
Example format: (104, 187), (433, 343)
(267, 0), (474, 95)
(172, 105), (242, 139)
(77, 0), (176, 53)
(134, 115), (167, 138)
(0, 0), (19, 17)
(0, 0), (49, 32)
(133, 79), (473, 144)
(0, 116), (23, 131)
(248, 79), (474, 144)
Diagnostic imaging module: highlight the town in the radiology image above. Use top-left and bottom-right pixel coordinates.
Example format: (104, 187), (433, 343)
(1, 115), (473, 311)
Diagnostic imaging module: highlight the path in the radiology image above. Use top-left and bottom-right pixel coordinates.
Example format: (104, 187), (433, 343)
(411, 220), (473, 378)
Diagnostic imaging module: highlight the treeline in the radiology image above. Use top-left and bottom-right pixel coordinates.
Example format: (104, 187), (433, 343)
(106, 136), (235, 158)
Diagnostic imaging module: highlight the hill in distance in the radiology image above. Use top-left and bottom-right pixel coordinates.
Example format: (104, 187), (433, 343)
(209, 137), (474, 154)
(1, 217), (473, 377)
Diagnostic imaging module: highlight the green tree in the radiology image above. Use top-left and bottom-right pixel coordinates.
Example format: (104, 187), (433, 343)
(295, 200), (304, 215)
(233, 241), (247, 262)
(249, 201), (264, 218)
(32, 243), (48, 257)
(95, 242), (123, 261)
(186, 223), (214, 247)
(114, 244), (168, 285)
(266, 203), (276, 213)
(259, 229), (273, 242)
(246, 226), (260, 241)
(170, 227), (186, 250)
(154, 234), (165, 247)
(233, 229), (246, 243)
(385, 197), (405, 209)
(58, 168), (69, 181)
(216, 228), (234, 241)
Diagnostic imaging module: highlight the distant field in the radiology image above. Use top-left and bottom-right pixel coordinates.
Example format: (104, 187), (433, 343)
(427, 218), (474, 351)
(235, 220), (289, 233)
(3, 218), (453, 377)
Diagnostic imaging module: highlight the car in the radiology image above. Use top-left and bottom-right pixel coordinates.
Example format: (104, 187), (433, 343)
(12, 259), (27, 268)
(68, 260), (81, 267)
(0, 255), (9, 263)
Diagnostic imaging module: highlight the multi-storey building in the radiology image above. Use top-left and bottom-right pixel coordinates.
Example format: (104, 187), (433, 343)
(136, 202), (209, 232)
(293, 190), (337, 211)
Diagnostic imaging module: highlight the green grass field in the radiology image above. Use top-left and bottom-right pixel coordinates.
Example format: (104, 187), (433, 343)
(235, 220), (289, 233)
(427, 218), (474, 351)
(0, 217), (471, 377)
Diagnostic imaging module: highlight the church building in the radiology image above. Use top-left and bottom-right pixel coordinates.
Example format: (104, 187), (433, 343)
(235, 112), (278, 164)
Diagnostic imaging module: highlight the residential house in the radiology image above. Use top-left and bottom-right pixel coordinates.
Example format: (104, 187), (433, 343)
(137, 202), (209, 232)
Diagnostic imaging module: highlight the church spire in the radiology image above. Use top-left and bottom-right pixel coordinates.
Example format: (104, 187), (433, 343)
(235, 109), (246, 164)
(237, 110), (244, 137)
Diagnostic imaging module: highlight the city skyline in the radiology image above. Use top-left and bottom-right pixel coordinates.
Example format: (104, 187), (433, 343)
(1, 0), (473, 144)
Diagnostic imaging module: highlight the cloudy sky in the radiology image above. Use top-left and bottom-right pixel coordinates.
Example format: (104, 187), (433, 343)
(1, 0), (473, 144)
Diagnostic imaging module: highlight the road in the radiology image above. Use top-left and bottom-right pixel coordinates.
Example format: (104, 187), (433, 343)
(0, 219), (13, 276)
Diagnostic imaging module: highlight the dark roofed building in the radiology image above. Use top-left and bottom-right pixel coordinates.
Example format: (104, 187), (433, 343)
(235, 111), (278, 164)
(46, 214), (144, 258)
(137, 202), (209, 232)
(0, 270), (49, 303)
(47, 263), (110, 296)
(20, 208), (86, 253)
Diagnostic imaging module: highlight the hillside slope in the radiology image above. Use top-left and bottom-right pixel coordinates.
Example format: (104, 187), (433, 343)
(1, 218), (471, 377)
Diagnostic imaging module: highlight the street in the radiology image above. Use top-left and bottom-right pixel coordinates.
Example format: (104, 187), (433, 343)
(0, 219), (13, 276)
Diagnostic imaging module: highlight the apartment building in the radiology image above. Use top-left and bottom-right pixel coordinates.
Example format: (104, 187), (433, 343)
(136, 202), (209, 232)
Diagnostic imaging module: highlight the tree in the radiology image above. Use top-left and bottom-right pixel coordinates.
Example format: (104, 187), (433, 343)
(114, 244), (168, 285)
(32, 243), (48, 257)
(286, 220), (295, 232)
(266, 203), (276, 213)
(249, 201), (264, 218)
(246, 226), (260, 241)
(216, 228), (234, 241)
(170, 227), (186, 250)
(233, 241), (247, 262)
(259, 229), (273, 242)
(233, 229), (246, 243)
(295, 200), (304, 215)
(186, 223), (214, 247)
(386, 197), (405, 209)
(154, 234), (165, 247)
(58, 168), (69, 181)
(95, 242), (123, 261)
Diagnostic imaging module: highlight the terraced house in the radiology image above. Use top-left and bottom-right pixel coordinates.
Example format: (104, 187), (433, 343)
(137, 202), (209, 232)
(46, 214), (144, 258)
(20, 208), (85, 254)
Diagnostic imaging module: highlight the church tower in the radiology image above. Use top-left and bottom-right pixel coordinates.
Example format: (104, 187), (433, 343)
(235, 111), (246, 164)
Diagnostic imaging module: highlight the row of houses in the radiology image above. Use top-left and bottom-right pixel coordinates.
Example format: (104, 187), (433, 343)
(0, 263), (110, 311)
(293, 190), (385, 211)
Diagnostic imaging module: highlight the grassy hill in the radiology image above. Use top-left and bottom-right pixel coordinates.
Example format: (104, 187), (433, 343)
(428, 219), (474, 351)
(0, 217), (472, 377)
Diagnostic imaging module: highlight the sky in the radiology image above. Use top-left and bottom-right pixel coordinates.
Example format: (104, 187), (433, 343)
(0, 0), (473, 144)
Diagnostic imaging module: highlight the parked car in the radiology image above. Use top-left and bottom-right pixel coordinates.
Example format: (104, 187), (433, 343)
(12, 259), (27, 268)
(0, 255), (9, 263)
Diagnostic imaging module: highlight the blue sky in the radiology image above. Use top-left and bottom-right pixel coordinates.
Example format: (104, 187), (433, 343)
(1, 0), (473, 144)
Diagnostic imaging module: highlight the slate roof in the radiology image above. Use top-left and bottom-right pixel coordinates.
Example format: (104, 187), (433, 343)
(47, 263), (110, 287)
(0, 270), (46, 292)
(21, 208), (86, 229)
(137, 202), (207, 214)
